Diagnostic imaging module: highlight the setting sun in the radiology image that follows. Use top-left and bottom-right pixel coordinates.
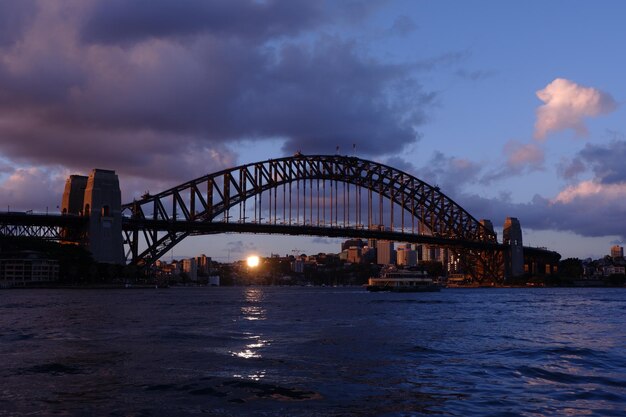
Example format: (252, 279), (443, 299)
(246, 255), (260, 268)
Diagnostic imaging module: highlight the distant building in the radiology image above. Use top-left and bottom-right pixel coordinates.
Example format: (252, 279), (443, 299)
(195, 254), (211, 275)
(420, 245), (440, 262)
(292, 258), (305, 273)
(341, 239), (365, 252)
(346, 246), (362, 263)
(610, 245), (624, 259)
(603, 265), (626, 276)
(377, 240), (396, 265)
(396, 244), (417, 267)
(182, 258), (198, 281)
(0, 251), (59, 287)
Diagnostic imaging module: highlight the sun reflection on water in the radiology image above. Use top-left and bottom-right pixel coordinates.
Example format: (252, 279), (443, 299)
(241, 288), (266, 321)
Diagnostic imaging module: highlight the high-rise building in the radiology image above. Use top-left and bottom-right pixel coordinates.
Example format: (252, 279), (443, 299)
(611, 245), (624, 259)
(182, 258), (198, 281)
(195, 254), (211, 275)
(377, 240), (396, 265)
(396, 244), (417, 267)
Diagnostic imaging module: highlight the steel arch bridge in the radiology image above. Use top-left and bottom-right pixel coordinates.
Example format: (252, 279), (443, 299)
(122, 154), (500, 273)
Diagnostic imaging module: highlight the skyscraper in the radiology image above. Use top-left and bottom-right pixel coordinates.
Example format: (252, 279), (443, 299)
(377, 240), (396, 265)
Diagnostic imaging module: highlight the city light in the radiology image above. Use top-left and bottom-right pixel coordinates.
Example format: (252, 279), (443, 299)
(246, 255), (260, 268)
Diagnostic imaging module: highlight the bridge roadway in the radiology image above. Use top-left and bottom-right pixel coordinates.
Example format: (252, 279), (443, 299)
(1, 212), (504, 251)
(0, 212), (86, 240)
(124, 217), (505, 252)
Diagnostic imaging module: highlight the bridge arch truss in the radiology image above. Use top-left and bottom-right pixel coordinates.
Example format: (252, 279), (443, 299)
(122, 155), (497, 266)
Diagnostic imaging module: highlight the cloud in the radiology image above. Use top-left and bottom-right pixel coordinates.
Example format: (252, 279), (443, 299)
(556, 137), (626, 184)
(0, 167), (68, 211)
(0, 0), (37, 47)
(226, 240), (257, 254)
(552, 180), (626, 205)
(504, 140), (544, 170)
(387, 152), (482, 195)
(455, 69), (497, 81)
(481, 140), (544, 183)
(577, 139), (626, 184)
(389, 15), (417, 36)
(534, 78), (617, 139)
(456, 187), (626, 241)
(557, 156), (586, 181)
(80, 0), (324, 45)
(0, 0), (437, 187)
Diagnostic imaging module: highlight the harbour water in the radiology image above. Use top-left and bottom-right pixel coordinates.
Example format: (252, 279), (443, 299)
(1, 287), (625, 416)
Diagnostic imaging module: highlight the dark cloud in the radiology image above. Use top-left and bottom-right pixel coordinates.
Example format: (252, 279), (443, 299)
(0, 0), (37, 47)
(578, 139), (626, 184)
(81, 0), (325, 45)
(557, 157), (586, 180)
(385, 152), (626, 241)
(457, 190), (626, 241)
(402, 152), (482, 194)
(226, 240), (257, 254)
(0, 0), (435, 186)
(310, 237), (337, 245)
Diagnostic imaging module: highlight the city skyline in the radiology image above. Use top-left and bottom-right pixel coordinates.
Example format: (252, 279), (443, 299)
(1, 1), (626, 260)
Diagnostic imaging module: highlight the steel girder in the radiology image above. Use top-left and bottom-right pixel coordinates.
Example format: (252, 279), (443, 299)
(0, 213), (87, 242)
(122, 155), (497, 266)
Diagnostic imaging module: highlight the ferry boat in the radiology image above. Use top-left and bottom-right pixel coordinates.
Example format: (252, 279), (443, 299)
(366, 267), (440, 292)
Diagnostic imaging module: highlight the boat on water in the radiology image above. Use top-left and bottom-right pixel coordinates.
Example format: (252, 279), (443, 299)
(366, 267), (440, 292)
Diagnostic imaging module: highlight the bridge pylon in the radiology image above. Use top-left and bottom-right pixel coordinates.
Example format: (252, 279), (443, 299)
(61, 169), (124, 264)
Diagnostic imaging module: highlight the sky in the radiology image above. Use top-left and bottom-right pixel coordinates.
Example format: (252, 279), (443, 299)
(1, 0), (625, 262)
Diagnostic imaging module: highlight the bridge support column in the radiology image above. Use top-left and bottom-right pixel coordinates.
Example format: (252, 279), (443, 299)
(503, 217), (524, 279)
(83, 169), (124, 264)
(60, 175), (88, 241)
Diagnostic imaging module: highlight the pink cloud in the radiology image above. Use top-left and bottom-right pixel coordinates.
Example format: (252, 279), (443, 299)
(504, 140), (544, 170)
(0, 167), (68, 211)
(552, 180), (626, 206)
(534, 78), (617, 139)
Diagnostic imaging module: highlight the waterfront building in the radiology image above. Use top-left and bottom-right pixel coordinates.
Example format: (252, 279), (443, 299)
(603, 265), (626, 276)
(0, 251), (59, 287)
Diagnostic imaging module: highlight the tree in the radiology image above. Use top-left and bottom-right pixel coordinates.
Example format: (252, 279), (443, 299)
(558, 258), (583, 279)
